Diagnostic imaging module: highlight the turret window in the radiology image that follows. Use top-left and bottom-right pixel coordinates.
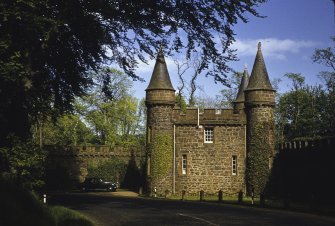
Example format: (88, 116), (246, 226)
(232, 155), (237, 175)
(204, 128), (214, 143)
(182, 154), (187, 175)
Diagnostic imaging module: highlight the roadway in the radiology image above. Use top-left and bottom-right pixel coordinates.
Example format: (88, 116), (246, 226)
(48, 192), (335, 226)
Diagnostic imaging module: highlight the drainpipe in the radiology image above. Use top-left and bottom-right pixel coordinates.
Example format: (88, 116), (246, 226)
(173, 124), (176, 195)
(197, 108), (200, 128)
(244, 124), (247, 195)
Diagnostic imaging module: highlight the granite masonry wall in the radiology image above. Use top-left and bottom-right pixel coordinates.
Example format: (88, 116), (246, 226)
(175, 124), (246, 195)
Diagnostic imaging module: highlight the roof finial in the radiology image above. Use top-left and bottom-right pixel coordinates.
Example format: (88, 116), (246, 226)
(258, 42), (261, 50)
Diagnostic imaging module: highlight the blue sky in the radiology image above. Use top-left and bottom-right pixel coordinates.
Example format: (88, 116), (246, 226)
(132, 0), (334, 100)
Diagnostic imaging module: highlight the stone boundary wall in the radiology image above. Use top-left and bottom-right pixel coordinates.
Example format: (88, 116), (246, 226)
(45, 145), (145, 189)
(278, 137), (335, 152)
(267, 137), (335, 203)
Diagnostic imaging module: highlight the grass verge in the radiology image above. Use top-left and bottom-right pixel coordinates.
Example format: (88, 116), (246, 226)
(0, 176), (95, 226)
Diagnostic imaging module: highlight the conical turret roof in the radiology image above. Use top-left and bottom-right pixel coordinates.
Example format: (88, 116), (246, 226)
(246, 42), (273, 90)
(146, 47), (175, 91)
(235, 65), (249, 102)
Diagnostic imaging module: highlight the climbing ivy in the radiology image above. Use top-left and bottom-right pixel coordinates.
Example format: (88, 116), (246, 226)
(246, 122), (271, 196)
(149, 133), (173, 183)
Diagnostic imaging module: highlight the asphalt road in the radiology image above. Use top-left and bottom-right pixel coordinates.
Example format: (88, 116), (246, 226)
(49, 192), (335, 226)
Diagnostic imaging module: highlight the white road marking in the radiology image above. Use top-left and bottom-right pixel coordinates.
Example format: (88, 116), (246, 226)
(177, 213), (219, 226)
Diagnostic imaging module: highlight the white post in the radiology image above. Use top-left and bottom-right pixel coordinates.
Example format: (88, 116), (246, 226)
(43, 194), (47, 204)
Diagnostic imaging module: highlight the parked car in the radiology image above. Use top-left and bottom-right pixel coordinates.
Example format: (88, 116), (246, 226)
(81, 178), (117, 192)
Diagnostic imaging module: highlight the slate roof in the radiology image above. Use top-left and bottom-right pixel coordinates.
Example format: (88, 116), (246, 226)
(246, 42), (274, 91)
(235, 65), (249, 102)
(146, 47), (175, 91)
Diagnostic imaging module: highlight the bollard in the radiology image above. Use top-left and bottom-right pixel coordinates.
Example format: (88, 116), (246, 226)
(153, 187), (157, 198)
(139, 187), (143, 195)
(218, 190), (223, 202)
(238, 190), (243, 203)
(181, 190), (186, 200)
(200, 190), (204, 201)
(43, 194), (47, 204)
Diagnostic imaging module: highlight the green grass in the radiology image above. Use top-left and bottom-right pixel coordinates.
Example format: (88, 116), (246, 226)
(50, 206), (95, 226)
(0, 176), (95, 226)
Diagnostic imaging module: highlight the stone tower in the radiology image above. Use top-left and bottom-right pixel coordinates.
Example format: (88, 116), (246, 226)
(244, 42), (276, 195)
(145, 48), (175, 194)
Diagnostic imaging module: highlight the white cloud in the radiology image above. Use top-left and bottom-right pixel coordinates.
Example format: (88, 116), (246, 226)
(232, 38), (318, 60)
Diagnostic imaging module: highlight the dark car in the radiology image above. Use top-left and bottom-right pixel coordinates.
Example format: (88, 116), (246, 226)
(81, 178), (117, 192)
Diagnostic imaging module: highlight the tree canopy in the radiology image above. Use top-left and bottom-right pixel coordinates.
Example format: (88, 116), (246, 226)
(0, 0), (266, 144)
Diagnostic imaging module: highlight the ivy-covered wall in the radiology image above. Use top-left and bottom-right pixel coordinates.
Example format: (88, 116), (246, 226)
(246, 122), (272, 195)
(148, 133), (173, 194)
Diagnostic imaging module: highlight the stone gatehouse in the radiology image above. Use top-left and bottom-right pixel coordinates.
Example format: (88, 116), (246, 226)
(145, 43), (275, 196)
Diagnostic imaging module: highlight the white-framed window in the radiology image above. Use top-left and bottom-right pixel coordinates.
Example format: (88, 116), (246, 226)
(204, 128), (214, 143)
(182, 154), (187, 175)
(215, 109), (221, 115)
(232, 155), (237, 175)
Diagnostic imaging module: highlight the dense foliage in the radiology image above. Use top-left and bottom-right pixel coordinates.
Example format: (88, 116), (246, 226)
(0, 137), (46, 189)
(0, 0), (266, 144)
(87, 157), (127, 186)
(276, 74), (335, 140)
(149, 133), (173, 182)
(30, 68), (145, 147)
(246, 122), (271, 195)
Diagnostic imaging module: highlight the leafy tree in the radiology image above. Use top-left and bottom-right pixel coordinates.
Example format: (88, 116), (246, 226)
(312, 36), (335, 136)
(313, 37), (335, 71)
(276, 72), (335, 140)
(0, 136), (46, 189)
(81, 68), (143, 146)
(31, 114), (93, 146)
(0, 0), (267, 144)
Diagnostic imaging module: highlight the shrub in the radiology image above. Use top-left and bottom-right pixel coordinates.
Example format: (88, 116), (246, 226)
(0, 136), (46, 189)
(50, 206), (95, 226)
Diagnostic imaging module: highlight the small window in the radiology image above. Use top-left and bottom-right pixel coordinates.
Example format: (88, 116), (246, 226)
(215, 109), (221, 115)
(204, 128), (214, 143)
(182, 155), (187, 175)
(232, 155), (237, 175)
